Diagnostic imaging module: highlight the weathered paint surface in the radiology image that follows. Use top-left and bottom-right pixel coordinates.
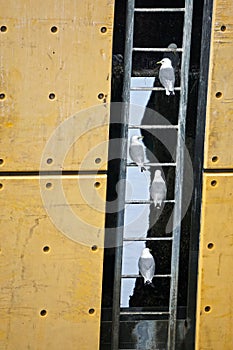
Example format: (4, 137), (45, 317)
(196, 174), (233, 349)
(0, 1), (114, 349)
(0, 0), (113, 171)
(196, 1), (233, 348)
(0, 176), (106, 349)
(196, 0), (233, 350)
(204, 0), (233, 169)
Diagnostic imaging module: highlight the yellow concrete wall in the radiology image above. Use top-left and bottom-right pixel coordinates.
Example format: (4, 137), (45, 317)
(196, 174), (233, 349)
(0, 1), (114, 349)
(0, 176), (106, 349)
(203, 1), (233, 169)
(196, 1), (233, 349)
(0, 0), (113, 171)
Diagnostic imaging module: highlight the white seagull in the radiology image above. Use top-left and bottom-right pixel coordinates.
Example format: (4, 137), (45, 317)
(163, 43), (180, 69)
(150, 170), (167, 208)
(138, 248), (155, 287)
(129, 135), (146, 172)
(157, 58), (175, 96)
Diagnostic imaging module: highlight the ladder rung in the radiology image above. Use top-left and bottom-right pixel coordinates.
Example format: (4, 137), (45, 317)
(128, 125), (178, 129)
(130, 87), (181, 91)
(134, 8), (185, 13)
(127, 162), (176, 167)
(123, 237), (173, 242)
(121, 274), (171, 278)
(120, 311), (169, 315)
(133, 47), (183, 52)
(125, 200), (175, 204)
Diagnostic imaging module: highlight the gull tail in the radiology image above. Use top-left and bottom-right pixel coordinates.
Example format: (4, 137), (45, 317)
(153, 201), (162, 209)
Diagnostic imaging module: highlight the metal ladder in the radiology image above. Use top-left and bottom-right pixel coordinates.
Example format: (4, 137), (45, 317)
(111, 1), (193, 349)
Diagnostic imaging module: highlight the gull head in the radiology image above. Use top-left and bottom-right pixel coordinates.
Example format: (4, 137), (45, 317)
(157, 58), (173, 68)
(154, 169), (162, 178)
(131, 135), (144, 143)
(141, 247), (152, 257)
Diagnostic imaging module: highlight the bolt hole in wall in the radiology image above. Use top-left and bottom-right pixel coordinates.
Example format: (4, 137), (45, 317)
(50, 26), (58, 33)
(98, 93), (104, 100)
(94, 181), (101, 189)
(220, 25), (226, 31)
(89, 308), (95, 314)
(95, 157), (101, 164)
(211, 180), (217, 187)
(47, 158), (53, 164)
(40, 309), (47, 317)
(0, 25), (7, 32)
(207, 243), (214, 249)
(215, 91), (222, 99)
(49, 93), (56, 100)
(43, 246), (50, 253)
(100, 26), (107, 33)
(204, 306), (211, 313)
(211, 156), (218, 162)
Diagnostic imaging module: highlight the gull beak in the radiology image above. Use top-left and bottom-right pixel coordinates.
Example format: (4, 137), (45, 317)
(149, 248), (152, 252)
(139, 136), (144, 140)
(156, 61), (162, 64)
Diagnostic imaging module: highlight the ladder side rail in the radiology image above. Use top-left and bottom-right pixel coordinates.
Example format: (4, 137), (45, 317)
(167, 1), (194, 349)
(111, 1), (135, 349)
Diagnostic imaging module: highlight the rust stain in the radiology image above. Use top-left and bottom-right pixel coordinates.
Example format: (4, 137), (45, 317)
(217, 253), (222, 276)
(4, 122), (14, 128)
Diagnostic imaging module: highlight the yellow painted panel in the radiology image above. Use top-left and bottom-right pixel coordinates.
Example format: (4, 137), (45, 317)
(204, 1), (233, 168)
(196, 174), (233, 350)
(0, 0), (114, 171)
(0, 175), (106, 350)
